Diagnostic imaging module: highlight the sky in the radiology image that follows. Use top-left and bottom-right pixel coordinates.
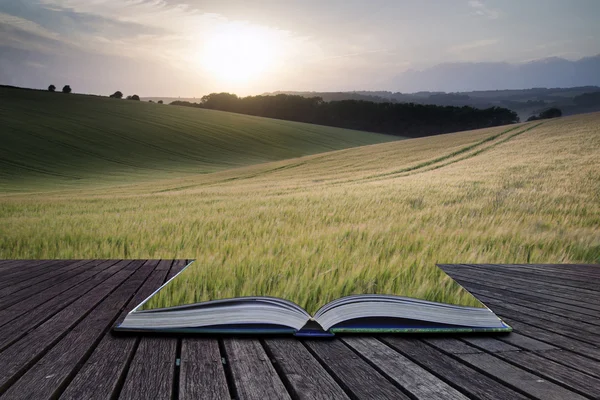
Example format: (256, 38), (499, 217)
(0, 0), (599, 96)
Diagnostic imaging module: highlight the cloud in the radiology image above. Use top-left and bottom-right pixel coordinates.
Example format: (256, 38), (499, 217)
(0, 12), (60, 41)
(468, 0), (501, 19)
(448, 39), (499, 54)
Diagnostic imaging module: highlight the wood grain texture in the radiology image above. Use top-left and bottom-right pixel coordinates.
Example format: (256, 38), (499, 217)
(498, 350), (600, 398)
(444, 268), (600, 314)
(0, 260), (124, 351)
(305, 339), (410, 399)
(0, 262), (598, 400)
(179, 339), (229, 400)
(0, 260), (89, 299)
(59, 261), (166, 400)
(454, 279), (600, 322)
(384, 337), (529, 400)
(118, 338), (177, 400)
(224, 338), (291, 400)
(1, 260), (151, 400)
(456, 352), (588, 400)
(264, 338), (349, 400)
(343, 337), (469, 400)
(118, 260), (177, 400)
(0, 260), (62, 287)
(0, 259), (119, 327)
(442, 265), (600, 306)
(0, 260), (137, 392)
(536, 349), (600, 379)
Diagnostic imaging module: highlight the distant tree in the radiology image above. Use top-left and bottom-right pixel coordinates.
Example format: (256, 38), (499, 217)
(539, 107), (562, 119)
(109, 91), (123, 99)
(48, 85), (56, 92)
(148, 100), (154, 103)
(172, 92), (519, 138)
(62, 85), (72, 94)
(157, 100), (163, 104)
(527, 107), (562, 122)
(127, 94), (140, 101)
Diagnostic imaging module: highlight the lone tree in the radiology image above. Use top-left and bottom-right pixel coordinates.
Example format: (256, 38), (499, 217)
(48, 85), (56, 92)
(527, 107), (562, 121)
(62, 85), (72, 94)
(539, 107), (562, 119)
(157, 100), (163, 104)
(109, 91), (123, 99)
(126, 94), (140, 101)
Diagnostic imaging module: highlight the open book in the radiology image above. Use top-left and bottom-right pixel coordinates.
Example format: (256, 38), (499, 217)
(115, 262), (511, 336)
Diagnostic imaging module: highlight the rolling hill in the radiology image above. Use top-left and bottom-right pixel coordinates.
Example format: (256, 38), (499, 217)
(1, 105), (598, 309)
(0, 86), (396, 191)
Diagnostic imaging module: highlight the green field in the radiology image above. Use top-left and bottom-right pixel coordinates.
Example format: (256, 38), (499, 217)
(1, 88), (599, 313)
(0, 86), (395, 191)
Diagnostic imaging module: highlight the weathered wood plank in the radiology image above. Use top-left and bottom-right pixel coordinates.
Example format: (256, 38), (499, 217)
(179, 339), (230, 400)
(118, 260), (180, 400)
(0, 261), (99, 309)
(423, 336), (518, 355)
(1, 260), (155, 400)
(448, 277), (600, 320)
(442, 268), (600, 312)
(165, 259), (189, 280)
(497, 332), (557, 351)
(420, 337), (483, 355)
(464, 263), (600, 292)
(460, 336), (532, 353)
(446, 265), (600, 301)
(495, 316), (600, 361)
(59, 260), (168, 400)
(118, 338), (177, 400)
(0, 260), (91, 299)
(478, 292), (600, 333)
(493, 263), (600, 278)
(486, 263), (600, 282)
(0, 260), (139, 393)
(1, 262), (598, 400)
(455, 351), (588, 400)
(536, 349), (600, 380)
(223, 338), (291, 400)
(0, 260), (129, 351)
(305, 339), (410, 399)
(0, 260), (52, 276)
(0, 260), (64, 287)
(0, 259), (121, 329)
(343, 337), (469, 400)
(383, 337), (528, 400)
(484, 302), (600, 346)
(263, 338), (349, 400)
(497, 350), (600, 398)
(0, 260), (51, 278)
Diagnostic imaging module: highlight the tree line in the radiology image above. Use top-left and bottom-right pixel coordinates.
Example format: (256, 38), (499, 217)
(171, 93), (520, 137)
(47, 86), (165, 103)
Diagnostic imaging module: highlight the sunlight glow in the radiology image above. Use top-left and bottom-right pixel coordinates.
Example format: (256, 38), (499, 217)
(200, 23), (280, 86)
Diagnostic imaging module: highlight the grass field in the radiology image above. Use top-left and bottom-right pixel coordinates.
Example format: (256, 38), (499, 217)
(0, 86), (395, 191)
(1, 89), (599, 313)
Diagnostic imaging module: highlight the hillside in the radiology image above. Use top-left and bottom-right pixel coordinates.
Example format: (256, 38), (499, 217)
(1, 112), (598, 311)
(0, 86), (396, 191)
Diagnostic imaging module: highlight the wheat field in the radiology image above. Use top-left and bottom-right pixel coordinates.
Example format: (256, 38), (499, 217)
(1, 98), (598, 313)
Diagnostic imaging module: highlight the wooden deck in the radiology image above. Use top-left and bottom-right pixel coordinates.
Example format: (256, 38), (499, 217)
(0, 261), (598, 400)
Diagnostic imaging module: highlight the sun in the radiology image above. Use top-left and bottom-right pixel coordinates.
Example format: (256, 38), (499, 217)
(200, 24), (278, 86)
